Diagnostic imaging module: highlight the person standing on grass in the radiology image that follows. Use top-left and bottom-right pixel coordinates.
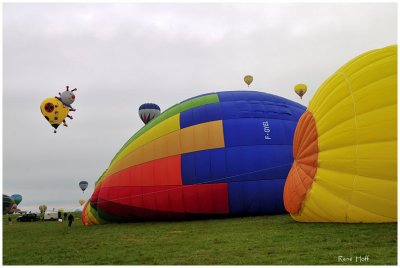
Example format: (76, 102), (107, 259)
(68, 213), (74, 227)
(8, 217), (12, 225)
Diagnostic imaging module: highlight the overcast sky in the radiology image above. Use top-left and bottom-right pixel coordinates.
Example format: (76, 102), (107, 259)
(3, 2), (397, 213)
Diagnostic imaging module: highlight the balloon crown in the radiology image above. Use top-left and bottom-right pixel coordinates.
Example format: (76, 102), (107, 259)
(139, 103), (161, 110)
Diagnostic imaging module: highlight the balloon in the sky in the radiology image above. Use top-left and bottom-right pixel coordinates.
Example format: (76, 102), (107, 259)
(40, 86), (77, 133)
(59, 86), (77, 106)
(283, 45), (397, 223)
(82, 90), (305, 225)
(138, 103), (161, 124)
(3, 195), (14, 215)
(79, 199), (86, 206)
(294, 84), (307, 99)
(79, 181), (89, 192)
(39, 204), (47, 213)
(10, 194), (22, 206)
(244, 75), (253, 87)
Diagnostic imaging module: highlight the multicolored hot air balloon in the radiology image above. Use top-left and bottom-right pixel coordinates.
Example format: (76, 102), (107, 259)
(8, 203), (21, 214)
(244, 75), (253, 87)
(10, 194), (22, 206)
(284, 45), (397, 223)
(79, 181), (88, 193)
(294, 84), (307, 99)
(3, 195), (14, 215)
(82, 91), (305, 225)
(79, 199), (86, 206)
(139, 103), (161, 124)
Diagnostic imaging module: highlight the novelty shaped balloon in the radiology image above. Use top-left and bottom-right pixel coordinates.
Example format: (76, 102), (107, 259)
(139, 103), (161, 124)
(3, 195), (13, 215)
(294, 84), (307, 99)
(82, 90), (305, 225)
(58, 86), (77, 106)
(10, 194), (22, 206)
(283, 45), (397, 223)
(40, 86), (77, 133)
(79, 181), (88, 192)
(244, 75), (253, 87)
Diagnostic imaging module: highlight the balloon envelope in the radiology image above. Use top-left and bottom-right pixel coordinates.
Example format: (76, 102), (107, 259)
(284, 45), (397, 223)
(40, 97), (70, 131)
(10, 194), (22, 206)
(82, 90), (305, 225)
(79, 181), (88, 192)
(79, 199), (85, 206)
(139, 103), (161, 124)
(294, 84), (307, 99)
(39, 204), (47, 213)
(3, 195), (13, 215)
(244, 75), (253, 86)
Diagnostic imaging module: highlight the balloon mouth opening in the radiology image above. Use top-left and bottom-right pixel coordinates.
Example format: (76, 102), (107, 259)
(284, 110), (318, 215)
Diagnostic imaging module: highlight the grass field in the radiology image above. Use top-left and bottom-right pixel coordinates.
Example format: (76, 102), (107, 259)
(2, 213), (397, 265)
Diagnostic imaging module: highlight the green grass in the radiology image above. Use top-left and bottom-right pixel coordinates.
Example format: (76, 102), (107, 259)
(3, 213), (397, 265)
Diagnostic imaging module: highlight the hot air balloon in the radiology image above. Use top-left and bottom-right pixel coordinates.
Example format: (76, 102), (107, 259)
(40, 86), (77, 133)
(79, 181), (88, 193)
(294, 84), (307, 99)
(244, 75), (253, 87)
(139, 103), (161, 124)
(283, 45), (397, 223)
(3, 195), (14, 215)
(8, 203), (20, 214)
(79, 199), (85, 206)
(39, 204), (47, 213)
(82, 90), (305, 225)
(10, 194), (22, 206)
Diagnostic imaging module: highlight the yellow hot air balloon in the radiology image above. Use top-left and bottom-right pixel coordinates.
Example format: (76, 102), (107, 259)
(244, 75), (253, 87)
(39, 204), (47, 213)
(79, 199), (85, 206)
(283, 45), (397, 223)
(294, 84), (307, 99)
(40, 97), (70, 133)
(40, 86), (78, 133)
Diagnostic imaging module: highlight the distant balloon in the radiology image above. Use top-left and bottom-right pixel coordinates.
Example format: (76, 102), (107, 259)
(244, 75), (253, 87)
(294, 84), (307, 99)
(10, 194), (22, 206)
(139, 103), (161, 124)
(3, 195), (14, 215)
(79, 199), (85, 206)
(39, 204), (47, 213)
(79, 181), (89, 192)
(8, 203), (20, 214)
